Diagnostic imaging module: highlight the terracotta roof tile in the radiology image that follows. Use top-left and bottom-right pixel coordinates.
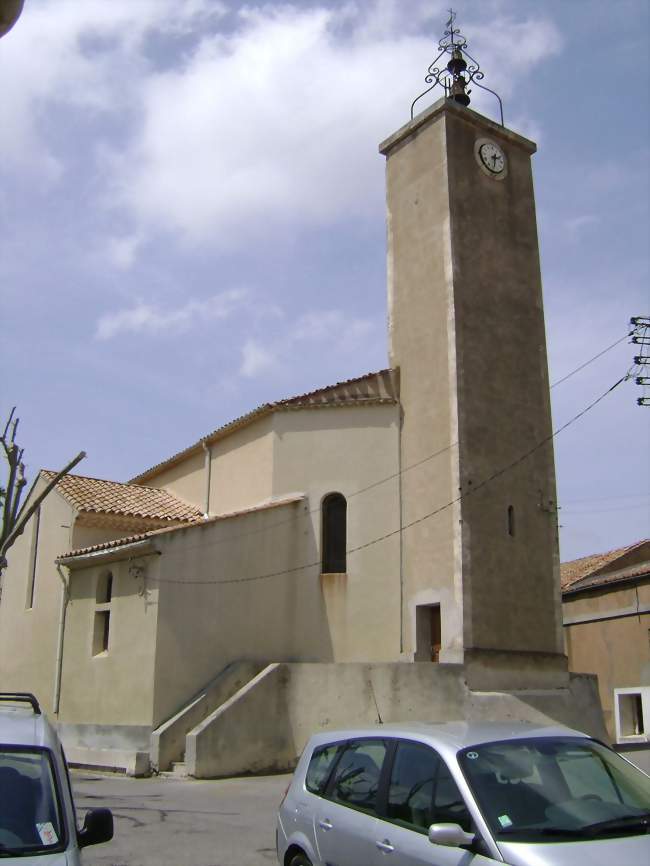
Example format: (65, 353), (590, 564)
(560, 539), (650, 590)
(43, 471), (202, 523)
(57, 495), (305, 561)
(563, 563), (650, 595)
(131, 369), (398, 483)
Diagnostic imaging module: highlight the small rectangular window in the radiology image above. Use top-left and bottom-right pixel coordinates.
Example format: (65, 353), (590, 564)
(619, 693), (644, 736)
(614, 687), (649, 743)
(92, 611), (110, 656)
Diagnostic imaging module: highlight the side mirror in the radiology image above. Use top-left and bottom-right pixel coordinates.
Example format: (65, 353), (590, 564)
(428, 822), (475, 848)
(78, 808), (114, 848)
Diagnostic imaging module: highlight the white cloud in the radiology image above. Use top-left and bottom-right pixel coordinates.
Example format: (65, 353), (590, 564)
(95, 288), (248, 340)
(563, 214), (599, 237)
(238, 306), (380, 379)
(106, 233), (144, 270)
(1, 1), (560, 252)
(240, 339), (279, 378)
(112, 4), (559, 249)
(0, 0), (226, 178)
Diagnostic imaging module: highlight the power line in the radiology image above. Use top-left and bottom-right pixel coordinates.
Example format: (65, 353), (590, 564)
(550, 331), (632, 389)
(147, 374), (628, 587)
(134, 333), (636, 559)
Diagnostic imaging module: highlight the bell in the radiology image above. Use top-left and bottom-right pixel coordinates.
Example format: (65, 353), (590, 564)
(450, 77), (470, 107)
(447, 47), (467, 77)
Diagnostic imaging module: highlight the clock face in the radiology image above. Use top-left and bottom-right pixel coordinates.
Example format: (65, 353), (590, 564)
(474, 138), (507, 179)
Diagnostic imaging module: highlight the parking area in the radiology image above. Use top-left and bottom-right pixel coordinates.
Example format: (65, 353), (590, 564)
(72, 769), (290, 866)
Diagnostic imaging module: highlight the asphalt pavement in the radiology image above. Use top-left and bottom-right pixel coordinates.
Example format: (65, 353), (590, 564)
(72, 769), (291, 866)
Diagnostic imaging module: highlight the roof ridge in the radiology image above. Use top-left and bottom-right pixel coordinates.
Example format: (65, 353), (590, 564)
(561, 538), (649, 568)
(130, 368), (397, 483)
(42, 469), (176, 494)
(560, 538), (650, 589)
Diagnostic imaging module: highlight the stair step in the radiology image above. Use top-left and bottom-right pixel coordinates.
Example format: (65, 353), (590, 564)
(170, 761), (189, 777)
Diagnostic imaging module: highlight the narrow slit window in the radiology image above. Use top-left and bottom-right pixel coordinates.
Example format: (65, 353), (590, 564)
(507, 505), (515, 537)
(92, 611), (110, 655)
(96, 571), (113, 603)
(92, 571), (113, 656)
(322, 493), (347, 573)
(26, 506), (41, 609)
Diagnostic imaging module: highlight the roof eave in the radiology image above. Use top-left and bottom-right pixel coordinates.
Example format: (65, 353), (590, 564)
(57, 539), (160, 569)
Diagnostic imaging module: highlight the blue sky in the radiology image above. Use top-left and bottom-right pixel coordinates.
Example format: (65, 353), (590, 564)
(1, 0), (648, 562)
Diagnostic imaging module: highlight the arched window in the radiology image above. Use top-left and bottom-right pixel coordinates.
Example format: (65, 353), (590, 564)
(322, 493), (347, 573)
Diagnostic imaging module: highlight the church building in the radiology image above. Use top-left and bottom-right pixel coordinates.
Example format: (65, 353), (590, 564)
(0, 27), (606, 776)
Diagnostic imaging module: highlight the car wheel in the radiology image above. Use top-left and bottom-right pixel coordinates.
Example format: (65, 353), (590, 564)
(288, 854), (312, 866)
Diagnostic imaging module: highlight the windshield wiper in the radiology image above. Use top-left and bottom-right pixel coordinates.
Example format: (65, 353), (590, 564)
(583, 813), (650, 837)
(497, 825), (589, 838)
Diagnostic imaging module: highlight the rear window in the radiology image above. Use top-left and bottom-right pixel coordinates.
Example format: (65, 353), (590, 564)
(328, 739), (388, 815)
(306, 743), (343, 794)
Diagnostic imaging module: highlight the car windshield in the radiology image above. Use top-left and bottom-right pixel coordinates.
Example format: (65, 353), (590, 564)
(458, 736), (650, 843)
(0, 748), (65, 855)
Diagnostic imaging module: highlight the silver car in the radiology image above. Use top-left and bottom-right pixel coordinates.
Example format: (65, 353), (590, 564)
(276, 721), (650, 866)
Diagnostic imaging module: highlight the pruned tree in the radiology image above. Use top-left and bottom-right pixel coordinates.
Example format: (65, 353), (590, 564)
(0, 407), (85, 579)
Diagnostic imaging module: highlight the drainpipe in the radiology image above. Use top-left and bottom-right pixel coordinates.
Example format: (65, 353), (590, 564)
(202, 442), (212, 517)
(53, 563), (69, 715)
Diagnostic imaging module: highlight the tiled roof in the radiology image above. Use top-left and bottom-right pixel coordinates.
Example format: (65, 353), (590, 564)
(43, 471), (202, 523)
(57, 495), (305, 562)
(560, 539), (650, 591)
(131, 369), (398, 483)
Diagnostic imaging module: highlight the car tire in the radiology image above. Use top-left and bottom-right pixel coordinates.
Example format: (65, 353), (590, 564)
(288, 854), (312, 866)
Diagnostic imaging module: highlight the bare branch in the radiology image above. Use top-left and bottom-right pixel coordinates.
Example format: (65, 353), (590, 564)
(0, 407), (86, 578)
(1, 407), (16, 444)
(1, 450), (86, 561)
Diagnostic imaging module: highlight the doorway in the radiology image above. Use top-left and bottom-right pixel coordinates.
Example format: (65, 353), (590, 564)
(415, 604), (441, 662)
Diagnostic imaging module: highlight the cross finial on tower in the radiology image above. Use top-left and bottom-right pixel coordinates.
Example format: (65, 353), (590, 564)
(410, 10), (504, 125)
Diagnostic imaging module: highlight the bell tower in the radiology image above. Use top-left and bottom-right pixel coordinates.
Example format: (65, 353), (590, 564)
(380, 15), (566, 689)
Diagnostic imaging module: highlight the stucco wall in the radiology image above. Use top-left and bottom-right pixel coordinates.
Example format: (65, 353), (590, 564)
(139, 449), (205, 509)
(564, 581), (650, 740)
(207, 415), (274, 515)
(150, 498), (328, 727)
(446, 110), (561, 659)
(0, 480), (74, 712)
(271, 404), (401, 662)
(58, 554), (159, 728)
(383, 112), (461, 667)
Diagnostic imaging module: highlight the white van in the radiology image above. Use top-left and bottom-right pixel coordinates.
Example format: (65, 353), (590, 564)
(0, 692), (113, 863)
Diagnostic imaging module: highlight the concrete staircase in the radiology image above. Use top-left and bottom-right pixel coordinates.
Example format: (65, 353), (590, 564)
(149, 660), (264, 773)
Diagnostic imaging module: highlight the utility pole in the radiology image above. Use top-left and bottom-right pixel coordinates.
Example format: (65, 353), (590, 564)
(631, 316), (650, 406)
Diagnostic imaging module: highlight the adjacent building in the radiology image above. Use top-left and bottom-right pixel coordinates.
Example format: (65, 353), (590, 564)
(562, 539), (650, 770)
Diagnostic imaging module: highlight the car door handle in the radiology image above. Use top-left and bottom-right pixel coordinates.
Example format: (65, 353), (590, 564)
(376, 838), (395, 853)
(318, 819), (333, 831)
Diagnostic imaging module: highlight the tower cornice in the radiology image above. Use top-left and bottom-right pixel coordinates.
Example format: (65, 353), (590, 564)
(379, 97), (536, 158)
